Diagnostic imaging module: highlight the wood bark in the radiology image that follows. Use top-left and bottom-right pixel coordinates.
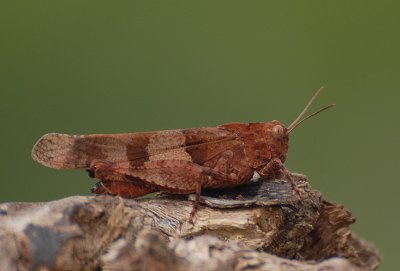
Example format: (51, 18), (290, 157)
(0, 174), (380, 271)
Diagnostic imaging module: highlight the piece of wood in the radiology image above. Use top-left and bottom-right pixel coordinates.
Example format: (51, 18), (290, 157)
(0, 174), (380, 271)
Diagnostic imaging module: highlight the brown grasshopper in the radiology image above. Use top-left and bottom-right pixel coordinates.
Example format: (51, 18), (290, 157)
(32, 87), (334, 222)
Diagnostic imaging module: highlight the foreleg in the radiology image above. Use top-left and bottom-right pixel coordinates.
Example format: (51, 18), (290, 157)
(258, 158), (302, 198)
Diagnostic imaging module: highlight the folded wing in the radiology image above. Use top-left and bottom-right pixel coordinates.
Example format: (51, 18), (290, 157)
(32, 127), (240, 170)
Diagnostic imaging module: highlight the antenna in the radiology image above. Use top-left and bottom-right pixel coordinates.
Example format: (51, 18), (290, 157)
(287, 86), (335, 134)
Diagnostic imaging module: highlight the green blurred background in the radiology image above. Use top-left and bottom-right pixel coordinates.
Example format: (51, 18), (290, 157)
(1, 1), (398, 269)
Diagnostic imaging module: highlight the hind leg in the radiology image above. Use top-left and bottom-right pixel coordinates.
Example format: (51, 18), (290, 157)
(113, 158), (243, 223)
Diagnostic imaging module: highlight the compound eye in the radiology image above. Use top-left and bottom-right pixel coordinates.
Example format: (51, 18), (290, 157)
(272, 125), (285, 139)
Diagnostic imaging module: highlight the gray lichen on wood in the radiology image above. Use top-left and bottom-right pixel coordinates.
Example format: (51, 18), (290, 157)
(0, 174), (380, 270)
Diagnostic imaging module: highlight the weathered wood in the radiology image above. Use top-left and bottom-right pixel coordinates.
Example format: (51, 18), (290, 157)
(0, 174), (380, 270)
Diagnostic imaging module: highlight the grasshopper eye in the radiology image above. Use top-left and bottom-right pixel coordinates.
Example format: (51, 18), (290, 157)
(272, 125), (284, 139)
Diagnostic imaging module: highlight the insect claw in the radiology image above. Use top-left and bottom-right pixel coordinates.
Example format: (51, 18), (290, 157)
(189, 205), (199, 224)
(286, 174), (303, 200)
(188, 183), (202, 224)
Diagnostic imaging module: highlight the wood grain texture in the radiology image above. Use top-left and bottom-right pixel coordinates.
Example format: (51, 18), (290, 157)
(0, 174), (380, 271)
